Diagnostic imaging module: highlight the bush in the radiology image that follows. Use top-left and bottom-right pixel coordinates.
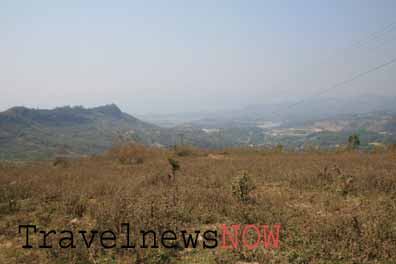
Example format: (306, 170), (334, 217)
(175, 145), (207, 157)
(232, 171), (256, 203)
(348, 134), (361, 149)
(107, 143), (164, 165)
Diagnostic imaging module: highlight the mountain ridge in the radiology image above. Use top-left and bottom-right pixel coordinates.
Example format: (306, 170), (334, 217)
(0, 104), (159, 159)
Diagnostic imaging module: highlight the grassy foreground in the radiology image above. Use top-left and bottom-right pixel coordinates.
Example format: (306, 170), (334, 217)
(1, 145), (396, 263)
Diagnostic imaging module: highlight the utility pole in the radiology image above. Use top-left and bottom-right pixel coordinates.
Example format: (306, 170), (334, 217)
(177, 133), (185, 146)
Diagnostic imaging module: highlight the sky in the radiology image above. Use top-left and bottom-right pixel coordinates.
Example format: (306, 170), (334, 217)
(1, 0), (396, 115)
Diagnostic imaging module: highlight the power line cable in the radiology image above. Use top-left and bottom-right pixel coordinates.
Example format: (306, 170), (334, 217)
(349, 21), (396, 49)
(270, 56), (396, 118)
(279, 30), (396, 100)
(268, 20), (396, 94)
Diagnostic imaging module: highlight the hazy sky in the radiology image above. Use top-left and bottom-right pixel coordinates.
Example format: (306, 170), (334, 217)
(1, 0), (396, 115)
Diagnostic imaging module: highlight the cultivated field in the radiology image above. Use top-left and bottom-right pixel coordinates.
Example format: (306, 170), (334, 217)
(0, 145), (395, 263)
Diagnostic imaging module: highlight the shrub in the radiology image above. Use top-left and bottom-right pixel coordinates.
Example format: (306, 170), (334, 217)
(174, 145), (207, 157)
(53, 157), (70, 168)
(348, 134), (361, 149)
(232, 170), (256, 202)
(107, 143), (163, 165)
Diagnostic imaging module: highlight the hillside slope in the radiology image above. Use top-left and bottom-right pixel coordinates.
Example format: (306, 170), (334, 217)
(0, 104), (161, 159)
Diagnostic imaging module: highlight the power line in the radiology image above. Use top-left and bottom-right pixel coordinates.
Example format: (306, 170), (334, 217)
(270, 56), (396, 118)
(265, 20), (396, 118)
(359, 31), (396, 54)
(348, 21), (396, 50)
(268, 20), (396, 95)
(279, 28), (396, 98)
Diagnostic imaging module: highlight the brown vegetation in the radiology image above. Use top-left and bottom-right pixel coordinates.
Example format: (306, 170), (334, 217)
(0, 145), (395, 263)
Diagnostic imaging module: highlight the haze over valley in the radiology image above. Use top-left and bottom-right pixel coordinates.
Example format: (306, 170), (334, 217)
(1, 93), (396, 159)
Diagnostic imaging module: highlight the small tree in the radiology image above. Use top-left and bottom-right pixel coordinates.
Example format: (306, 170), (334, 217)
(232, 171), (255, 203)
(274, 144), (284, 153)
(348, 134), (360, 149)
(168, 158), (180, 181)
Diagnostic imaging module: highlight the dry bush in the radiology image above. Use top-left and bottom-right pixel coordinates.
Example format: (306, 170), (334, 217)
(106, 143), (169, 165)
(1, 146), (396, 263)
(174, 145), (209, 157)
(52, 157), (70, 168)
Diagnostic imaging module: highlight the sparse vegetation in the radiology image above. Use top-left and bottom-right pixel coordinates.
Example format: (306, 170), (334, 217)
(0, 145), (396, 263)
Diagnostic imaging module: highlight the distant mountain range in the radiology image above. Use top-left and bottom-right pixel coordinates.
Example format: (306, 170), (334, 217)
(139, 95), (396, 149)
(167, 95), (396, 129)
(0, 104), (233, 159)
(1, 95), (396, 159)
(241, 95), (396, 125)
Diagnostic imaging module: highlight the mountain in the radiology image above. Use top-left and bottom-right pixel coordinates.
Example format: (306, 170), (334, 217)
(2, 96), (396, 160)
(0, 104), (241, 160)
(243, 95), (396, 125)
(143, 95), (396, 150)
(172, 95), (396, 129)
(0, 104), (162, 159)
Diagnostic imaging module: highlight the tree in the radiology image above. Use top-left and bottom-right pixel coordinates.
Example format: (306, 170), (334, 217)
(168, 158), (180, 181)
(348, 134), (360, 149)
(232, 171), (255, 203)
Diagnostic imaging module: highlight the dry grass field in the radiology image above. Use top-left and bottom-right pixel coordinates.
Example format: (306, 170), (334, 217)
(0, 144), (395, 263)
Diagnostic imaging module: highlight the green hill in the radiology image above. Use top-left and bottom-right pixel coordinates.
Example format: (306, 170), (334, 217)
(0, 104), (160, 159)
